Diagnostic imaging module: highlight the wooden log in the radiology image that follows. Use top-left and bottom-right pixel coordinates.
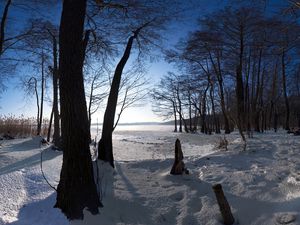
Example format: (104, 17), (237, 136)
(212, 184), (235, 225)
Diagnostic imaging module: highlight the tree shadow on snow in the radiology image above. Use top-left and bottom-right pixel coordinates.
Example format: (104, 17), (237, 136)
(7, 193), (67, 225)
(4, 137), (45, 152)
(0, 148), (61, 175)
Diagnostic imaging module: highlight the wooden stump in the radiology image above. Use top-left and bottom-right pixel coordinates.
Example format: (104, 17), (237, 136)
(170, 139), (188, 175)
(212, 184), (235, 225)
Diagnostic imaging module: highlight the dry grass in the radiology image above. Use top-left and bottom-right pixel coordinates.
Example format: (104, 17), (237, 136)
(0, 115), (49, 138)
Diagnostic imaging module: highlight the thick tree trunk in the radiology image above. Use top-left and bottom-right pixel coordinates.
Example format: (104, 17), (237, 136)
(98, 32), (137, 167)
(54, 0), (102, 219)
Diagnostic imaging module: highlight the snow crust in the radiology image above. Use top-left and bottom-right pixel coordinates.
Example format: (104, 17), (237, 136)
(1, 128), (300, 225)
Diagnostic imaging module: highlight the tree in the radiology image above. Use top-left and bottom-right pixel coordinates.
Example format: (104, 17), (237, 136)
(54, 0), (101, 219)
(20, 51), (47, 135)
(151, 73), (179, 132)
(97, 23), (149, 167)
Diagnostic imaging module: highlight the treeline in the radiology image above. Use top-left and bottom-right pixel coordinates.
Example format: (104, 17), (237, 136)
(152, 5), (300, 134)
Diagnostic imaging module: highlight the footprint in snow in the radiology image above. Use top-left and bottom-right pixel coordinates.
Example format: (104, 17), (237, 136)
(170, 192), (184, 202)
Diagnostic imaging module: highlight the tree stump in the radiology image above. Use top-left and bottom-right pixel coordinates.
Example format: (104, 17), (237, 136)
(212, 184), (235, 225)
(170, 139), (188, 175)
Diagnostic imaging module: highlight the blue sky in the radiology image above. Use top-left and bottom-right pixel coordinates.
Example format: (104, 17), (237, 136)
(0, 0), (288, 123)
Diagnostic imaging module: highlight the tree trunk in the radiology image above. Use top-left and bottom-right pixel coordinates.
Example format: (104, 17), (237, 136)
(98, 31), (138, 167)
(173, 101), (177, 132)
(282, 50), (290, 130)
(236, 25), (245, 138)
(253, 49), (263, 132)
(47, 108), (53, 142)
(188, 89), (192, 132)
(177, 88), (183, 132)
(54, 0), (102, 219)
(201, 85), (209, 133)
(51, 35), (61, 147)
(38, 53), (45, 136)
(215, 54), (230, 134)
(31, 77), (40, 135)
(87, 75), (97, 142)
(209, 83), (220, 134)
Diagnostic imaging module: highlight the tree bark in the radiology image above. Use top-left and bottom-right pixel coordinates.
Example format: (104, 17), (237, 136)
(54, 0), (102, 219)
(98, 29), (140, 167)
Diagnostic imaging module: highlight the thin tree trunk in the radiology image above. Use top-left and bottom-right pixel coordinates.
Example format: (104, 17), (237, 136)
(282, 50), (290, 130)
(188, 89), (192, 131)
(210, 84), (220, 133)
(87, 75), (97, 142)
(173, 101), (177, 132)
(177, 88), (183, 132)
(201, 85), (209, 133)
(236, 25), (246, 142)
(51, 35), (60, 147)
(54, 0), (102, 219)
(38, 53), (45, 136)
(214, 53), (230, 133)
(47, 108), (54, 142)
(29, 77), (40, 135)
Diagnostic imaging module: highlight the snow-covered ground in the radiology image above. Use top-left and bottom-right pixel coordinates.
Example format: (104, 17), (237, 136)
(1, 126), (300, 225)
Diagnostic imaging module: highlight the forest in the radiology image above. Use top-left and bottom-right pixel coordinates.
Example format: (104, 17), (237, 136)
(0, 0), (300, 225)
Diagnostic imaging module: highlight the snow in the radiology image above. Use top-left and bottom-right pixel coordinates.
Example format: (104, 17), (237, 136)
(1, 127), (300, 225)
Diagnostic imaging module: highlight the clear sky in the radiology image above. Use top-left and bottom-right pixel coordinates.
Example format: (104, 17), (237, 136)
(0, 0), (288, 124)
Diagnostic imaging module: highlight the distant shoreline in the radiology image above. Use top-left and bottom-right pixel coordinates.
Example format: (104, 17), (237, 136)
(91, 122), (169, 126)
